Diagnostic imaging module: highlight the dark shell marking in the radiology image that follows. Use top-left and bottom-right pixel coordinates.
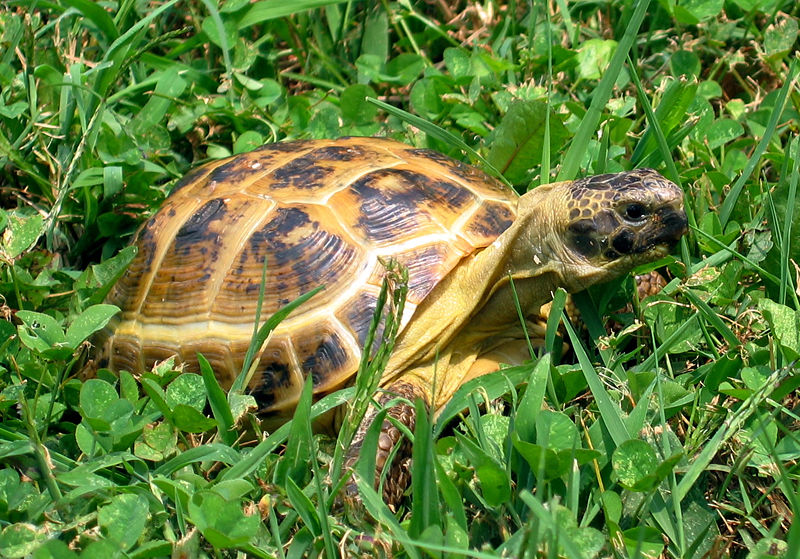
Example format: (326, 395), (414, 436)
(99, 137), (519, 418)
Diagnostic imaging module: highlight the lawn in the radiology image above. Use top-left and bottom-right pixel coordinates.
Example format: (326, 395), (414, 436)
(0, 0), (799, 557)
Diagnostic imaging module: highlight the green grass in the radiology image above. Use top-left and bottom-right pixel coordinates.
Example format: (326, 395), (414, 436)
(1, 0), (799, 557)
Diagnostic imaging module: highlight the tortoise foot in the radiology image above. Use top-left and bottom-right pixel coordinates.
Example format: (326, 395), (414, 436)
(343, 383), (421, 511)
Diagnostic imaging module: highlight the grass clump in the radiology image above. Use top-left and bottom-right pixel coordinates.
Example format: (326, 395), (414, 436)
(1, 0), (799, 557)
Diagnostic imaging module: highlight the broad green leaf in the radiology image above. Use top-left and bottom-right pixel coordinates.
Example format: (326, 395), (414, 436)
(475, 461), (511, 507)
(80, 379), (118, 421)
(0, 469), (38, 516)
(673, 0), (724, 24)
(31, 539), (78, 559)
(134, 422), (177, 461)
(165, 374), (206, 411)
(622, 526), (665, 558)
(552, 505), (605, 559)
(233, 130), (264, 154)
(576, 39), (617, 80)
(16, 311), (68, 356)
(410, 78), (447, 120)
(443, 48), (472, 80)
(64, 304), (119, 349)
(512, 435), (565, 480)
(200, 15), (237, 50)
(487, 100), (568, 184)
(0, 523), (48, 558)
(172, 405), (217, 433)
(612, 439), (658, 491)
(764, 16), (798, 59)
(384, 54), (425, 85)
(2, 210), (44, 259)
(98, 494), (149, 550)
(705, 118), (744, 150)
(758, 299), (800, 361)
(455, 434), (511, 506)
(340, 84), (377, 125)
(188, 491), (259, 548)
(670, 50), (701, 77)
(612, 439), (683, 492)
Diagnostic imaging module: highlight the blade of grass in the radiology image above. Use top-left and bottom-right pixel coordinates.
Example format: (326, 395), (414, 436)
(240, 0), (349, 28)
(634, 313), (700, 373)
(557, 0), (651, 181)
(355, 477), (423, 559)
(518, 492), (588, 559)
(233, 284), (323, 394)
(545, 288), (567, 357)
(675, 366), (793, 502)
(61, 0), (119, 42)
(561, 317), (630, 444)
(218, 387), (353, 482)
(199, 0), (233, 101)
(409, 399), (439, 539)
(627, 57), (682, 184)
(719, 58), (799, 226)
(197, 353), (236, 446)
(274, 378), (314, 488)
(779, 136), (799, 306)
(681, 287), (740, 349)
(434, 366), (529, 438)
(154, 444), (242, 477)
(541, 3), (554, 184)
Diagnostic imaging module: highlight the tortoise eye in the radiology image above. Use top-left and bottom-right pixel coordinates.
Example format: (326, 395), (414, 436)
(624, 203), (647, 222)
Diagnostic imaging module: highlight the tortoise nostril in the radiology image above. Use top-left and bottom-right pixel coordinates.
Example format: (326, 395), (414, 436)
(612, 229), (635, 254)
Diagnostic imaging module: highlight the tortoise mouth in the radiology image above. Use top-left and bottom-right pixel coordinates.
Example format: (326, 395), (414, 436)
(636, 206), (688, 254)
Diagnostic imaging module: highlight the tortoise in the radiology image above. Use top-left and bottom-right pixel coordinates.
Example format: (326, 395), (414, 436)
(92, 136), (687, 502)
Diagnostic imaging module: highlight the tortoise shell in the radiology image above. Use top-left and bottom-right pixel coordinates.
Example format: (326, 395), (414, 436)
(98, 137), (519, 416)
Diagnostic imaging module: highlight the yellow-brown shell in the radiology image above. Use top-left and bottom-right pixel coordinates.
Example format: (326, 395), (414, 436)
(97, 137), (518, 416)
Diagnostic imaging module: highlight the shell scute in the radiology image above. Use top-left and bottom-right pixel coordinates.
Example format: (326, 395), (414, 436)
(334, 167), (480, 248)
(249, 337), (299, 412)
(292, 322), (359, 391)
(388, 243), (460, 305)
(270, 153), (334, 190)
(141, 197), (257, 321)
(214, 203), (369, 321)
(461, 199), (516, 246)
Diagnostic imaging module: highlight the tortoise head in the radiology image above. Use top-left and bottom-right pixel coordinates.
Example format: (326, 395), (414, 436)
(520, 168), (687, 292)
